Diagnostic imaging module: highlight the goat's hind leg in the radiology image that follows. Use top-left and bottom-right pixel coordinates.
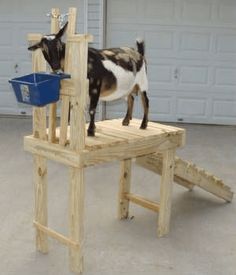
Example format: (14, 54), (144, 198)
(87, 83), (100, 136)
(122, 94), (134, 126)
(140, 91), (149, 129)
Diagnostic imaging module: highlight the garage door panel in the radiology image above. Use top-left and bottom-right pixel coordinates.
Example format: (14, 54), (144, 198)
(214, 67), (236, 87)
(181, 0), (213, 23)
(149, 95), (173, 116)
(216, 34), (236, 55)
(0, 59), (13, 78)
(143, 0), (175, 22)
(0, 92), (17, 108)
(145, 31), (175, 51)
(148, 64), (173, 84)
(107, 0), (138, 23)
(218, 1), (236, 24)
(177, 97), (207, 117)
(15, 23), (48, 53)
(107, 30), (138, 47)
(18, 60), (33, 75)
(180, 32), (211, 52)
(179, 66), (209, 85)
(0, 24), (13, 51)
(213, 100), (236, 119)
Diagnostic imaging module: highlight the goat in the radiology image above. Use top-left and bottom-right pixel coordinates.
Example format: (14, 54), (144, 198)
(28, 23), (149, 136)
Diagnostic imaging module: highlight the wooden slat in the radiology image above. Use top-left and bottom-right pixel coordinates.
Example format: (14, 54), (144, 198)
(27, 33), (42, 42)
(101, 119), (186, 149)
(67, 34), (93, 42)
(83, 134), (182, 167)
(86, 131), (125, 149)
(158, 149), (175, 237)
(69, 167), (84, 274)
(100, 119), (163, 138)
(59, 96), (70, 146)
(131, 118), (185, 133)
(24, 136), (82, 168)
(59, 7), (77, 147)
(102, 122), (147, 137)
(124, 193), (160, 212)
(54, 125), (126, 149)
(31, 43), (49, 254)
(33, 221), (80, 248)
(66, 8), (91, 274)
(118, 160), (132, 219)
(131, 119), (186, 147)
(48, 8), (60, 143)
(136, 155), (195, 190)
(96, 124), (140, 140)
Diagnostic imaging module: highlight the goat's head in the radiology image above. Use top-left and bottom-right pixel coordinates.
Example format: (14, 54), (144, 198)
(28, 22), (68, 72)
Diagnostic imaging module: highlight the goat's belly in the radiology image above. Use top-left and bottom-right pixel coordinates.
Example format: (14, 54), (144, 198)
(101, 59), (135, 101)
(100, 89), (131, 101)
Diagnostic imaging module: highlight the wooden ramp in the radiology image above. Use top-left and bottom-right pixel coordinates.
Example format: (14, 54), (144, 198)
(136, 153), (233, 202)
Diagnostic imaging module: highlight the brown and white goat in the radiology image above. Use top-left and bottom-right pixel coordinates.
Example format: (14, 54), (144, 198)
(28, 23), (149, 136)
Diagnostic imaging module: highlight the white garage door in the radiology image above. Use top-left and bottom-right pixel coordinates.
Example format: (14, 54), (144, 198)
(0, 0), (84, 115)
(106, 0), (236, 125)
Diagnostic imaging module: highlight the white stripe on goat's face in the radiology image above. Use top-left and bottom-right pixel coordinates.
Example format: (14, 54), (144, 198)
(43, 35), (56, 41)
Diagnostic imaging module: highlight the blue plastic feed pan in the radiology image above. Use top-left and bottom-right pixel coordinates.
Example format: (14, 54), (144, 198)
(9, 73), (70, 107)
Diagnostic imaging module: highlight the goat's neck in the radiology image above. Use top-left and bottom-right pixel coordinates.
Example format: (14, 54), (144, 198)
(60, 43), (66, 71)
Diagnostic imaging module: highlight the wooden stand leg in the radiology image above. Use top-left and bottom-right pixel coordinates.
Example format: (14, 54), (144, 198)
(118, 159), (132, 219)
(158, 149), (175, 237)
(69, 167), (85, 274)
(34, 155), (48, 253)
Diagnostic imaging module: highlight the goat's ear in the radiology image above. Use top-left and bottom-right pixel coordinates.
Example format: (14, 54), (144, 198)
(56, 22), (68, 39)
(28, 42), (41, 51)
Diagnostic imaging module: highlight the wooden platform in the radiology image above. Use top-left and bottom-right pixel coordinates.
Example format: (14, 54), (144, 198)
(24, 118), (186, 168)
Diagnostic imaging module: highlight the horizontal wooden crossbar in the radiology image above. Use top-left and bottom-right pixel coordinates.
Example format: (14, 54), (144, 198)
(67, 34), (93, 43)
(24, 136), (82, 167)
(124, 193), (160, 212)
(33, 221), (80, 249)
(24, 127), (184, 168)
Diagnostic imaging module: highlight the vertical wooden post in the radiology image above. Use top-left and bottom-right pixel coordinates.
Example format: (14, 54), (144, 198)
(118, 159), (132, 219)
(48, 8), (60, 143)
(59, 7), (77, 146)
(67, 32), (90, 273)
(158, 149), (175, 237)
(32, 49), (48, 253)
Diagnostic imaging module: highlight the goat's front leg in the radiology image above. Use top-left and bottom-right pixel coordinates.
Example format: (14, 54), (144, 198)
(88, 84), (100, 136)
(122, 94), (134, 126)
(140, 91), (149, 129)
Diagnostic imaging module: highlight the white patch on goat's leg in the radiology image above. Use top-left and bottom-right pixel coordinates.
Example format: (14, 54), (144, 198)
(135, 63), (148, 92)
(92, 89), (98, 95)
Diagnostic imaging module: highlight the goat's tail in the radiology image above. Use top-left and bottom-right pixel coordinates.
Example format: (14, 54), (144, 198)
(136, 38), (145, 56)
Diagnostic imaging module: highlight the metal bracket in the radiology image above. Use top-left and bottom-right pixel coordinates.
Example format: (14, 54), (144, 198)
(46, 12), (69, 28)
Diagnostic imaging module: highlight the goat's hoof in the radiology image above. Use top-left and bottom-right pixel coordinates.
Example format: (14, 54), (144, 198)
(140, 122), (148, 129)
(87, 129), (95, 136)
(122, 119), (130, 126)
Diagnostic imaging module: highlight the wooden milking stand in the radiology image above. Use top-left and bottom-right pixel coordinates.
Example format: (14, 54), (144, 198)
(25, 7), (233, 274)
